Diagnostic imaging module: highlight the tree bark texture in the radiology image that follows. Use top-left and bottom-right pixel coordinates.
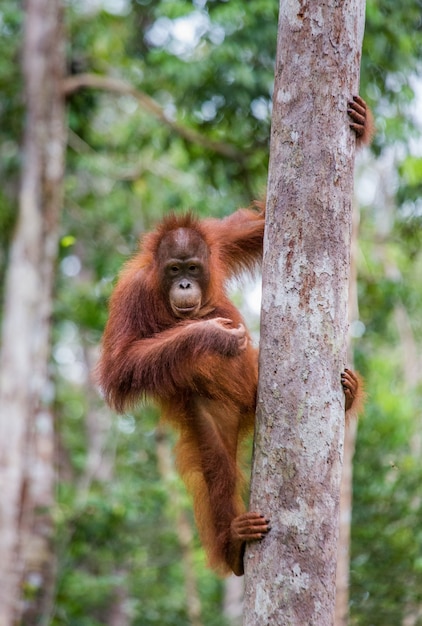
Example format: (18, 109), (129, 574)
(0, 0), (66, 623)
(243, 2), (366, 625)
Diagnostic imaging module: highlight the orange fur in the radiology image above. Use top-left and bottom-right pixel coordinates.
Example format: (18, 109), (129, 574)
(96, 100), (371, 573)
(96, 206), (263, 574)
(344, 370), (366, 422)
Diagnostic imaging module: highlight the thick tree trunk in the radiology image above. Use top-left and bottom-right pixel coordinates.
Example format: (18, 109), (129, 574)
(243, 2), (366, 625)
(0, 0), (66, 623)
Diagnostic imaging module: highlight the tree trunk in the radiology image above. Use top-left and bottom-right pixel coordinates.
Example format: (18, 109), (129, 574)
(223, 576), (244, 626)
(243, 2), (366, 625)
(155, 425), (204, 626)
(334, 203), (361, 626)
(0, 0), (66, 623)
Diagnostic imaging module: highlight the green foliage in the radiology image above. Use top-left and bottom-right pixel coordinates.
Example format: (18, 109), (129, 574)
(351, 367), (422, 625)
(362, 0), (422, 153)
(54, 398), (227, 626)
(0, 1), (23, 303)
(350, 150), (422, 622)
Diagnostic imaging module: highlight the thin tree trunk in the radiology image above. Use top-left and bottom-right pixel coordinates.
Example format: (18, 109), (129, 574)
(243, 2), (366, 624)
(155, 425), (203, 626)
(335, 202), (361, 625)
(223, 576), (244, 626)
(335, 417), (358, 626)
(0, 1), (66, 623)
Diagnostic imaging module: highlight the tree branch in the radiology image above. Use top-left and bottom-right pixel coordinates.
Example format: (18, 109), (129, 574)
(62, 73), (245, 161)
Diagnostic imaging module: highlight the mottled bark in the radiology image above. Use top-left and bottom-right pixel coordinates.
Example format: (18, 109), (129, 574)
(243, 1), (366, 625)
(0, 0), (66, 623)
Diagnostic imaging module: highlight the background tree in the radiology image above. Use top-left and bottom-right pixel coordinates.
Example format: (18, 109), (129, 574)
(0, 0), (66, 622)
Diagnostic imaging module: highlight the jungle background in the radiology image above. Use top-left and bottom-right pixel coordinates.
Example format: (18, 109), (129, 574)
(0, 0), (422, 624)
